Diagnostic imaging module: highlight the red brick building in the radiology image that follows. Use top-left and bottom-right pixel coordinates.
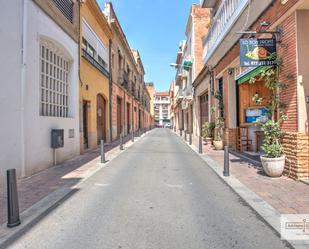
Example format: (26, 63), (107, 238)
(104, 3), (151, 140)
(194, 0), (309, 179)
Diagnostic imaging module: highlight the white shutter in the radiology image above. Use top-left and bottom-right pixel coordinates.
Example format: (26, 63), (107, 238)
(82, 18), (109, 69)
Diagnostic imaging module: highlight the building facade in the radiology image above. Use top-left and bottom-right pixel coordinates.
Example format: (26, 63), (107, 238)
(80, 0), (112, 152)
(145, 82), (156, 128)
(154, 92), (171, 127)
(196, 0), (309, 179)
(104, 2), (151, 139)
(173, 5), (210, 134)
(0, 0), (80, 179)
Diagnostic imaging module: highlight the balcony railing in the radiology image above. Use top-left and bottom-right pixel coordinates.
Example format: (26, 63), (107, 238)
(82, 49), (109, 77)
(118, 69), (129, 89)
(203, 0), (249, 63)
(175, 89), (184, 100)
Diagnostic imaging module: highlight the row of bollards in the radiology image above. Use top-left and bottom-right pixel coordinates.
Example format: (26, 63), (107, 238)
(175, 128), (230, 177)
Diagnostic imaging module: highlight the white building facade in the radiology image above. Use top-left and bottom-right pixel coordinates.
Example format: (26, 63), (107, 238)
(154, 93), (171, 126)
(0, 0), (80, 181)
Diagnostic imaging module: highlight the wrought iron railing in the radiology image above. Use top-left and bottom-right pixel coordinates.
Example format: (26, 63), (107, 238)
(202, 0), (249, 63)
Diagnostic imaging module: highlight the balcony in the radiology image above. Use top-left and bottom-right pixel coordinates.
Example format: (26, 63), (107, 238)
(202, 0), (272, 66)
(184, 86), (193, 100)
(118, 69), (129, 89)
(175, 89), (184, 102)
(82, 49), (109, 77)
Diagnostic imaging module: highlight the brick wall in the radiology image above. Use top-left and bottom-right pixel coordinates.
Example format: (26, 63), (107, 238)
(193, 6), (210, 78)
(214, 0), (300, 132)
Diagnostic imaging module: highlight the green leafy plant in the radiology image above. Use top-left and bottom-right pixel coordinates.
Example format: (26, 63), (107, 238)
(250, 54), (288, 158)
(202, 122), (215, 139)
(260, 120), (283, 158)
(252, 93), (263, 105)
(214, 118), (224, 141)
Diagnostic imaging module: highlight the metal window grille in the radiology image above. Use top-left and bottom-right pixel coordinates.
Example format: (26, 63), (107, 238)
(40, 44), (69, 117)
(53, 0), (73, 23)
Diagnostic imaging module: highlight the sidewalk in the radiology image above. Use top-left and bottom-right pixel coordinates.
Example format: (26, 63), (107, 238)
(187, 132), (309, 215)
(0, 131), (143, 226)
(175, 130), (309, 248)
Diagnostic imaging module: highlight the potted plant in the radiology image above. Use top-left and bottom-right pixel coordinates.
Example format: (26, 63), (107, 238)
(260, 120), (285, 177)
(202, 121), (215, 145)
(213, 118), (224, 150)
(250, 55), (287, 177)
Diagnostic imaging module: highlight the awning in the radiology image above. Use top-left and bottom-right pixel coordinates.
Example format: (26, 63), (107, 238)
(237, 66), (272, 85)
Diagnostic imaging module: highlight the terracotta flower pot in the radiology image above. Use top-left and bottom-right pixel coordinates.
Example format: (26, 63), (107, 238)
(260, 155), (285, 177)
(204, 137), (213, 145)
(213, 140), (223, 150)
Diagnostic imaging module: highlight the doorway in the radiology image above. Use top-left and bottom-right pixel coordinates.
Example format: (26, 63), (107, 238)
(117, 97), (122, 137)
(83, 101), (89, 149)
(97, 94), (106, 144)
(127, 102), (131, 134)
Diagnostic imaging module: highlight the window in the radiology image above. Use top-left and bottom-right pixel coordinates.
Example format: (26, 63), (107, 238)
(82, 19), (109, 72)
(40, 42), (70, 117)
(53, 0), (73, 23)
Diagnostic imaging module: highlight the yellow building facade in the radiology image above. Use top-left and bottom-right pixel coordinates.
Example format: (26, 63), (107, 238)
(80, 0), (112, 152)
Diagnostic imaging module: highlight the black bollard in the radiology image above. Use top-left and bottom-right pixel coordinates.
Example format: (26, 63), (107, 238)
(174, 127), (176, 132)
(131, 130), (134, 142)
(223, 146), (230, 176)
(120, 134), (124, 150)
(199, 136), (203, 154)
(189, 133), (192, 145)
(180, 129), (182, 137)
(100, 140), (105, 164)
(7, 169), (21, 228)
(184, 130), (187, 141)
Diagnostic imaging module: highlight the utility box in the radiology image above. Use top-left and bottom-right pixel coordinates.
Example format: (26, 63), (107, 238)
(51, 129), (64, 149)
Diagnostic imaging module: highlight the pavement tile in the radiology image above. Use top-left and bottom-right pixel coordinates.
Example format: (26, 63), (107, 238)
(189, 133), (309, 215)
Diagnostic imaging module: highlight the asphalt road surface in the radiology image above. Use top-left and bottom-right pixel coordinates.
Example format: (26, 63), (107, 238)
(7, 129), (291, 249)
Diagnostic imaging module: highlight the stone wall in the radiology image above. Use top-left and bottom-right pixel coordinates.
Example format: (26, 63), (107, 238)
(282, 132), (309, 180)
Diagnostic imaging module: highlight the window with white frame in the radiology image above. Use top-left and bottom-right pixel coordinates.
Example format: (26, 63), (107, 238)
(40, 41), (70, 117)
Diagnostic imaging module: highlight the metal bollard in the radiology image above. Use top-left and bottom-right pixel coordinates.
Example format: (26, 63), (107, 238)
(100, 140), (105, 164)
(180, 129), (182, 137)
(120, 134), (124, 150)
(174, 127), (176, 132)
(223, 146), (230, 176)
(138, 129), (141, 137)
(7, 169), (21, 228)
(184, 130), (187, 141)
(131, 130), (134, 142)
(199, 136), (203, 154)
(189, 133), (192, 145)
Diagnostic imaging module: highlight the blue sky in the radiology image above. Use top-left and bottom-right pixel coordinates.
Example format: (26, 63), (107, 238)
(97, 0), (199, 92)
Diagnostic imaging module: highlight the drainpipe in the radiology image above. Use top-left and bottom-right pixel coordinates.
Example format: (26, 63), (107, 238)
(20, 0), (28, 177)
(109, 39), (113, 142)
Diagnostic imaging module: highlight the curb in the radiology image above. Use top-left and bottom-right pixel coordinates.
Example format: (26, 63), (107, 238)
(172, 130), (309, 249)
(0, 130), (151, 247)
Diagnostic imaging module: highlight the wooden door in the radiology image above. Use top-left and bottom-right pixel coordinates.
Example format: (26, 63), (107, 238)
(117, 97), (122, 137)
(200, 93), (209, 131)
(127, 103), (130, 133)
(83, 101), (89, 149)
(96, 94), (106, 144)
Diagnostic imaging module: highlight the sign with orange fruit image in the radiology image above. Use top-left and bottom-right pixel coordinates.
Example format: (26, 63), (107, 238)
(240, 38), (277, 67)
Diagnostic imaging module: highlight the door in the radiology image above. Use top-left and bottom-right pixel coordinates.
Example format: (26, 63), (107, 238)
(83, 101), (89, 149)
(127, 103), (131, 133)
(200, 92), (209, 133)
(96, 94), (106, 144)
(117, 97), (122, 137)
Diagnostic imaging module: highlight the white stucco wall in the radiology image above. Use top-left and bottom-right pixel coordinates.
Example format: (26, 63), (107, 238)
(0, 0), (80, 181)
(0, 0), (23, 184)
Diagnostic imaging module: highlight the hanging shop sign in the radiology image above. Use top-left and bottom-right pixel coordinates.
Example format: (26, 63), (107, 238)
(240, 38), (277, 67)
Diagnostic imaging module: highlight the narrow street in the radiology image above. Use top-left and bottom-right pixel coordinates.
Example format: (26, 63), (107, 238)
(6, 129), (290, 249)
